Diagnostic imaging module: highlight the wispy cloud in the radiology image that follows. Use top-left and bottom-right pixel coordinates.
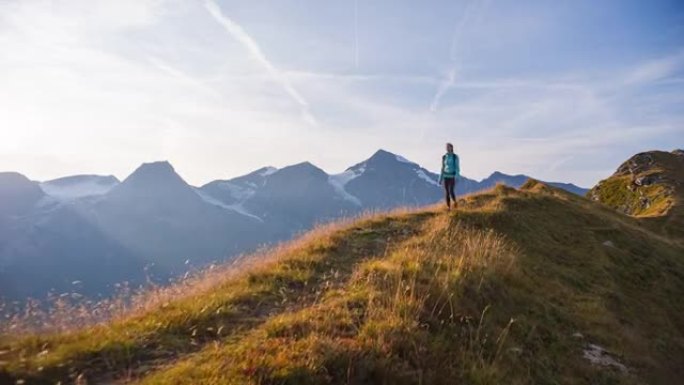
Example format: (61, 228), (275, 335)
(623, 49), (684, 85)
(203, 0), (317, 126)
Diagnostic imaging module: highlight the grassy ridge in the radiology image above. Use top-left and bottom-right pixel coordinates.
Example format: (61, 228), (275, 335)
(2, 182), (684, 384)
(138, 211), (520, 385)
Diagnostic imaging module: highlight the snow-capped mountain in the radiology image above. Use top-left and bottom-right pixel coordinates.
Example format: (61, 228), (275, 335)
(201, 163), (360, 239)
(201, 166), (277, 206)
(331, 149), (442, 210)
(198, 166), (277, 220)
(89, 162), (263, 271)
(198, 150), (452, 237)
(244, 162), (360, 236)
(0, 172), (147, 300)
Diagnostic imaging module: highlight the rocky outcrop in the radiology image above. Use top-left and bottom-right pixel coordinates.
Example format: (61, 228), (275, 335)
(616, 152), (655, 176)
(589, 150), (683, 220)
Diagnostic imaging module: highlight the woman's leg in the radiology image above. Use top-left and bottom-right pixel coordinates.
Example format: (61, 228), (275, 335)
(444, 178), (455, 208)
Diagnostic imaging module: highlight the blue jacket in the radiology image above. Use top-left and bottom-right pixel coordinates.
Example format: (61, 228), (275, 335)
(439, 153), (460, 183)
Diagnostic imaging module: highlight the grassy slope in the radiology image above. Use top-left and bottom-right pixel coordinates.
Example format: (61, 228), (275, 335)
(2, 182), (684, 384)
(0, 211), (434, 384)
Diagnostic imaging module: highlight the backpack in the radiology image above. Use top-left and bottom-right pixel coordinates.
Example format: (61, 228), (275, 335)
(443, 153), (459, 175)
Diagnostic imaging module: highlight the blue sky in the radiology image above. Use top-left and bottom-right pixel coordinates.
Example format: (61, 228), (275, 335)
(1, 0), (682, 187)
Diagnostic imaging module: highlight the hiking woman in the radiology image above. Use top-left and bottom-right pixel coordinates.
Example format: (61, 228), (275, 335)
(438, 143), (460, 210)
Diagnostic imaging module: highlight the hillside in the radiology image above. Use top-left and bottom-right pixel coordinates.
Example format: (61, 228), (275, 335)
(1, 180), (683, 385)
(589, 149), (684, 240)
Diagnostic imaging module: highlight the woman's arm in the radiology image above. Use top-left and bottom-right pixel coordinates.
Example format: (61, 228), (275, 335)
(438, 155), (445, 184)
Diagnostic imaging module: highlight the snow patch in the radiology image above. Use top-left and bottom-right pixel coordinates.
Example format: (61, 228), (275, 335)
(330, 165), (366, 188)
(416, 169), (440, 187)
(35, 195), (60, 209)
(328, 176), (362, 206)
(395, 154), (416, 165)
(215, 182), (255, 202)
(194, 189), (263, 222)
(260, 167), (278, 177)
(40, 180), (118, 201)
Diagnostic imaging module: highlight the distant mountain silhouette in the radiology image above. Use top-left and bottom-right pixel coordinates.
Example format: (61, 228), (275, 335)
(91, 161), (262, 272)
(477, 171), (589, 195)
(0, 172), (45, 216)
(0, 172), (146, 299)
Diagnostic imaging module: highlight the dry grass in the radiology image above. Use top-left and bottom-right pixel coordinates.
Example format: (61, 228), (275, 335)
(0, 207), (423, 336)
(137, 214), (521, 385)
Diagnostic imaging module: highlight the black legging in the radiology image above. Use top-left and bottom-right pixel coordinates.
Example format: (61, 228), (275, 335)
(444, 177), (456, 207)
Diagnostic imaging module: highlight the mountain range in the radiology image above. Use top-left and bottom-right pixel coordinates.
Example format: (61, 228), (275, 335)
(0, 149), (588, 300)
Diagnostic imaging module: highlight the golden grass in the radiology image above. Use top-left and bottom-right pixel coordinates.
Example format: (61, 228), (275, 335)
(137, 214), (521, 385)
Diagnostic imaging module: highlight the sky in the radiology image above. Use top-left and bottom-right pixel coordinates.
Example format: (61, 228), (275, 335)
(1, 0), (683, 188)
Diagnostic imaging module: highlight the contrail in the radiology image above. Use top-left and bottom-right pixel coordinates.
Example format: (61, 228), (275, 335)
(204, 0), (317, 126)
(354, 0), (359, 69)
(429, 69), (456, 112)
(429, 0), (489, 113)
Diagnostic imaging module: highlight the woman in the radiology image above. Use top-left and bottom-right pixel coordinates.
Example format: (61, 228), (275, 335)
(438, 143), (460, 210)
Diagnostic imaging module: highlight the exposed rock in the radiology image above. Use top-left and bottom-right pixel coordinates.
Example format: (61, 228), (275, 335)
(634, 174), (661, 186)
(602, 241), (615, 248)
(617, 152), (655, 176)
(509, 347), (523, 355)
(583, 344), (628, 373)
